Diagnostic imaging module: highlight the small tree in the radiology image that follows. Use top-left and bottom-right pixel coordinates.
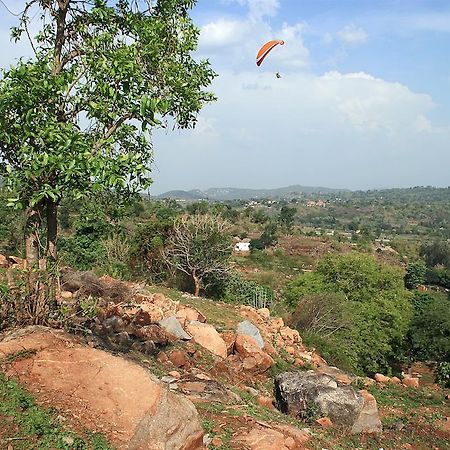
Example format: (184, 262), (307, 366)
(278, 205), (296, 232)
(163, 215), (232, 296)
(404, 261), (427, 289)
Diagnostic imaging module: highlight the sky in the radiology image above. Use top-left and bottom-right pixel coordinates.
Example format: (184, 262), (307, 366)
(1, 0), (450, 193)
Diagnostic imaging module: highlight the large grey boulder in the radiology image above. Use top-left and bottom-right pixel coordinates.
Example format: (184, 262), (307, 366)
(159, 316), (192, 340)
(274, 370), (364, 427)
(236, 320), (264, 349)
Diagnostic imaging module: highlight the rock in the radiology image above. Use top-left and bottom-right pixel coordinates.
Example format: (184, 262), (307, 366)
(0, 253), (7, 268)
(235, 335), (273, 374)
(257, 396), (274, 409)
(270, 317), (285, 332)
(186, 321), (227, 359)
(0, 327), (204, 450)
(351, 390), (382, 434)
(257, 308), (271, 319)
(134, 302), (164, 325)
(285, 346), (296, 355)
(233, 424), (310, 450)
(390, 376), (401, 384)
(374, 373), (390, 384)
(176, 305), (206, 323)
(178, 377), (235, 403)
(237, 320), (264, 348)
(159, 316), (192, 340)
(402, 377), (419, 388)
(168, 371), (181, 379)
(169, 350), (189, 368)
(275, 370), (364, 427)
(211, 437), (223, 447)
(316, 417), (333, 428)
(131, 324), (177, 345)
(156, 351), (169, 363)
(60, 290), (74, 300)
(279, 326), (301, 344)
(220, 331), (237, 356)
(316, 366), (355, 385)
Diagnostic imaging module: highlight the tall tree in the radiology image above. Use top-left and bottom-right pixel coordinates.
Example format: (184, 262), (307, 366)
(0, 0), (216, 277)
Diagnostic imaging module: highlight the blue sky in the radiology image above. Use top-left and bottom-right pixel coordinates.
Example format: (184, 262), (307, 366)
(1, 0), (450, 193)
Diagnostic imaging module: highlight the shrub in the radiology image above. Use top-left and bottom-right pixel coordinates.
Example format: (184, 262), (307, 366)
(436, 362), (450, 388)
(224, 274), (275, 309)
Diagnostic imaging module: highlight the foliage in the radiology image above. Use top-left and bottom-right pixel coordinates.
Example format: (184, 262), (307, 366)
(0, 0), (216, 265)
(278, 205), (296, 231)
(425, 267), (450, 288)
(250, 221), (278, 250)
(420, 240), (450, 268)
(130, 218), (174, 281)
(286, 253), (412, 375)
(163, 215), (232, 296)
(404, 261), (427, 289)
(435, 361), (450, 388)
(408, 293), (450, 363)
(224, 273), (275, 309)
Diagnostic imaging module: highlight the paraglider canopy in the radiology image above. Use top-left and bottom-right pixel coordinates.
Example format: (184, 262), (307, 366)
(256, 40), (285, 66)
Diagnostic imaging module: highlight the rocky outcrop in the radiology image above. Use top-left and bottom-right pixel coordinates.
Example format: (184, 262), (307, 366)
(274, 370), (366, 428)
(0, 327), (204, 450)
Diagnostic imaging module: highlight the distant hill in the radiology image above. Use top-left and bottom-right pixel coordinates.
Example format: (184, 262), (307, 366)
(157, 185), (349, 201)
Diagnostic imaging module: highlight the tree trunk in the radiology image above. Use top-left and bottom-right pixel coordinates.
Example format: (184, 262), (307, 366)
(25, 207), (41, 270)
(192, 269), (201, 297)
(46, 199), (59, 300)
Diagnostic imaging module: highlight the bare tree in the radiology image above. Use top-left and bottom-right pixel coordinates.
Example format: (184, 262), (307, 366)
(163, 215), (232, 296)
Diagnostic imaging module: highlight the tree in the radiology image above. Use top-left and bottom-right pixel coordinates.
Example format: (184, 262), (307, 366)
(163, 215), (232, 296)
(278, 205), (296, 232)
(0, 1), (216, 282)
(404, 261), (427, 289)
(420, 240), (450, 268)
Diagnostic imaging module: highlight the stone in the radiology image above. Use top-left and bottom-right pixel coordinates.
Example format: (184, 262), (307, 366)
(0, 327), (204, 450)
(176, 305), (206, 323)
(237, 320), (264, 349)
(275, 370), (364, 427)
(211, 437), (223, 447)
(233, 424), (310, 450)
(235, 334), (274, 374)
(257, 308), (271, 319)
(390, 376), (401, 384)
(270, 317), (285, 332)
(279, 326), (301, 344)
(285, 346), (296, 355)
(178, 377), (235, 403)
(257, 396), (274, 409)
(186, 321), (227, 359)
(220, 331), (237, 356)
(374, 373), (390, 384)
(169, 350), (189, 368)
(402, 377), (419, 388)
(316, 417), (333, 428)
(168, 371), (181, 379)
(159, 316), (192, 340)
(351, 390), (382, 434)
(134, 302), (164, 325)
(156, 351), (169, 363)
(0, 253), (7, 267)
(60, 290), (73, 299)
(131, 324), (177, 345)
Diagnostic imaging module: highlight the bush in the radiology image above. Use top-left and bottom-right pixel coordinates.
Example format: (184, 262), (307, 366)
(285, 253), (413, 375)
(436, 361), (450, 388)
(404, 261), (427, 289)
(224, 274), (275, 309)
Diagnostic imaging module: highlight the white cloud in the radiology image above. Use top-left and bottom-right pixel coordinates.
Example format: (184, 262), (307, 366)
(152, 70), (450, 192)
(200, 19), (249, 49)
(227, 0), (280, 20)
(337, 24), (368, 45)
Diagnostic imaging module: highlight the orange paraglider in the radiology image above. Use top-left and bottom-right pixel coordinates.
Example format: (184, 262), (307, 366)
(256, 40), (285, 66)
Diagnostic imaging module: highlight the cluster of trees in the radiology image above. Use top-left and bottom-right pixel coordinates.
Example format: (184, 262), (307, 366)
(285, 253), (413, 375)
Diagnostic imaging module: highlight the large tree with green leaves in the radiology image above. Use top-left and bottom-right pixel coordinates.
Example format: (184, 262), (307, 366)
(0, 0), (216, 275)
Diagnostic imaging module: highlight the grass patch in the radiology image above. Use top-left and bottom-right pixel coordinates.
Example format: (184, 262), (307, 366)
(0, 373), (113, 450)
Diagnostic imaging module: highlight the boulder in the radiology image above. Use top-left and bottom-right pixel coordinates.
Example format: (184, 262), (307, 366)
(0, 327), (204, 450)
(176, 305), (206, 323)
(351, 390), (382, 434)
(236, 320), (264, 348)
(374, 373), (390, 384)
(402, 377), (420, 388)
(186, 321), (227, 359)
(235, 334), (273, 374)
(130, 324), (177, 345)
(220, 331), (237, 356)
(274, 370), (364, 427)
(134, 302), (164, 325)
(279, 326), (301, 344)
(168, 349), (189, 368)
(0, 253), (8, 268)
(159, 316), (192, 340)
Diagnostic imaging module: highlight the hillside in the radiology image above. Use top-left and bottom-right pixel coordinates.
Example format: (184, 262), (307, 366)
(157, 185), (348, 201)
(1, 263), (449, 449)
